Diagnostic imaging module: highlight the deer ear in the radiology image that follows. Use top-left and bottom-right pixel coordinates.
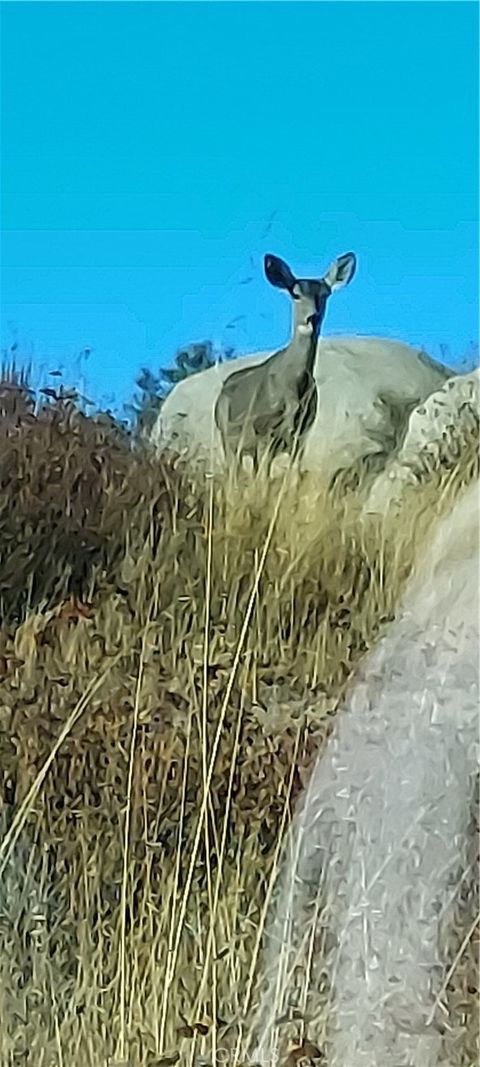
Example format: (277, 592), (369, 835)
(264, 254), (297, 293)
(323, 252), (357, 291)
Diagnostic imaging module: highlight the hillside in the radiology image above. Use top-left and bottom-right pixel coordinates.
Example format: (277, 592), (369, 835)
(0, 377), (477, 1066)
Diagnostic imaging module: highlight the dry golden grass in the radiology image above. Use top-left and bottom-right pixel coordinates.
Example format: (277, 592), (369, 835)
(0, 392), (477, 1067)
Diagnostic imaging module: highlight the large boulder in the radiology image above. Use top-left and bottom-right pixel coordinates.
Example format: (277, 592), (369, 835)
(251, 477), (479, 1067)
(151, 336), (449, 479)
(366, 367), (480, 513)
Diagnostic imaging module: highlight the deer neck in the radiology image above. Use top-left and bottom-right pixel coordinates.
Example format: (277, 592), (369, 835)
(278, 321), (318, 384)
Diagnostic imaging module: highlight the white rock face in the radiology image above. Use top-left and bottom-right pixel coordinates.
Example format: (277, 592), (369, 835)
(366, 367), (480, 513)
(252, 479), (479, 1067)
(151, 337), (449, 479)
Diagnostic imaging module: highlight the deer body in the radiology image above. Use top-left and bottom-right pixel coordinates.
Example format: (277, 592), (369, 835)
(214, 252), (356, 472)
(214, 324), (318, 471)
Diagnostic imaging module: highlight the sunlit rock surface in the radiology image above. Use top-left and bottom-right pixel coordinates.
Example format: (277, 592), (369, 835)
(366, 367), (479, 513)
(151, 337), (448, 480)
(251, 480), (479, 1067)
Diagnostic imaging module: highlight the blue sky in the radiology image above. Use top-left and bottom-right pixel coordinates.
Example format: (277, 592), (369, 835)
(1, 1), (478, 410)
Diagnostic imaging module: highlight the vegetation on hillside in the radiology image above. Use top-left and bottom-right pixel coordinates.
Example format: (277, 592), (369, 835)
(0, 367), (477, 1066)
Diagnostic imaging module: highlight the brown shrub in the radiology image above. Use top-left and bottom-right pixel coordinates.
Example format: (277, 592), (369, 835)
(0, 393), (185, 619)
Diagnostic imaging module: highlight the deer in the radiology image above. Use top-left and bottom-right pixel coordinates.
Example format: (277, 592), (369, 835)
(214, 251), (357, 473)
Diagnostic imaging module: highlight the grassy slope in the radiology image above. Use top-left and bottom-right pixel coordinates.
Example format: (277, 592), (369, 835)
(0, 392), (477, 1066)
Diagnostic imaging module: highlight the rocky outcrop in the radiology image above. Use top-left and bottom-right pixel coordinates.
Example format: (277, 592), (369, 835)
(151, 336), (449, 480)
(251, 478), (479, 1067)
(366, 367), (479, 513)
